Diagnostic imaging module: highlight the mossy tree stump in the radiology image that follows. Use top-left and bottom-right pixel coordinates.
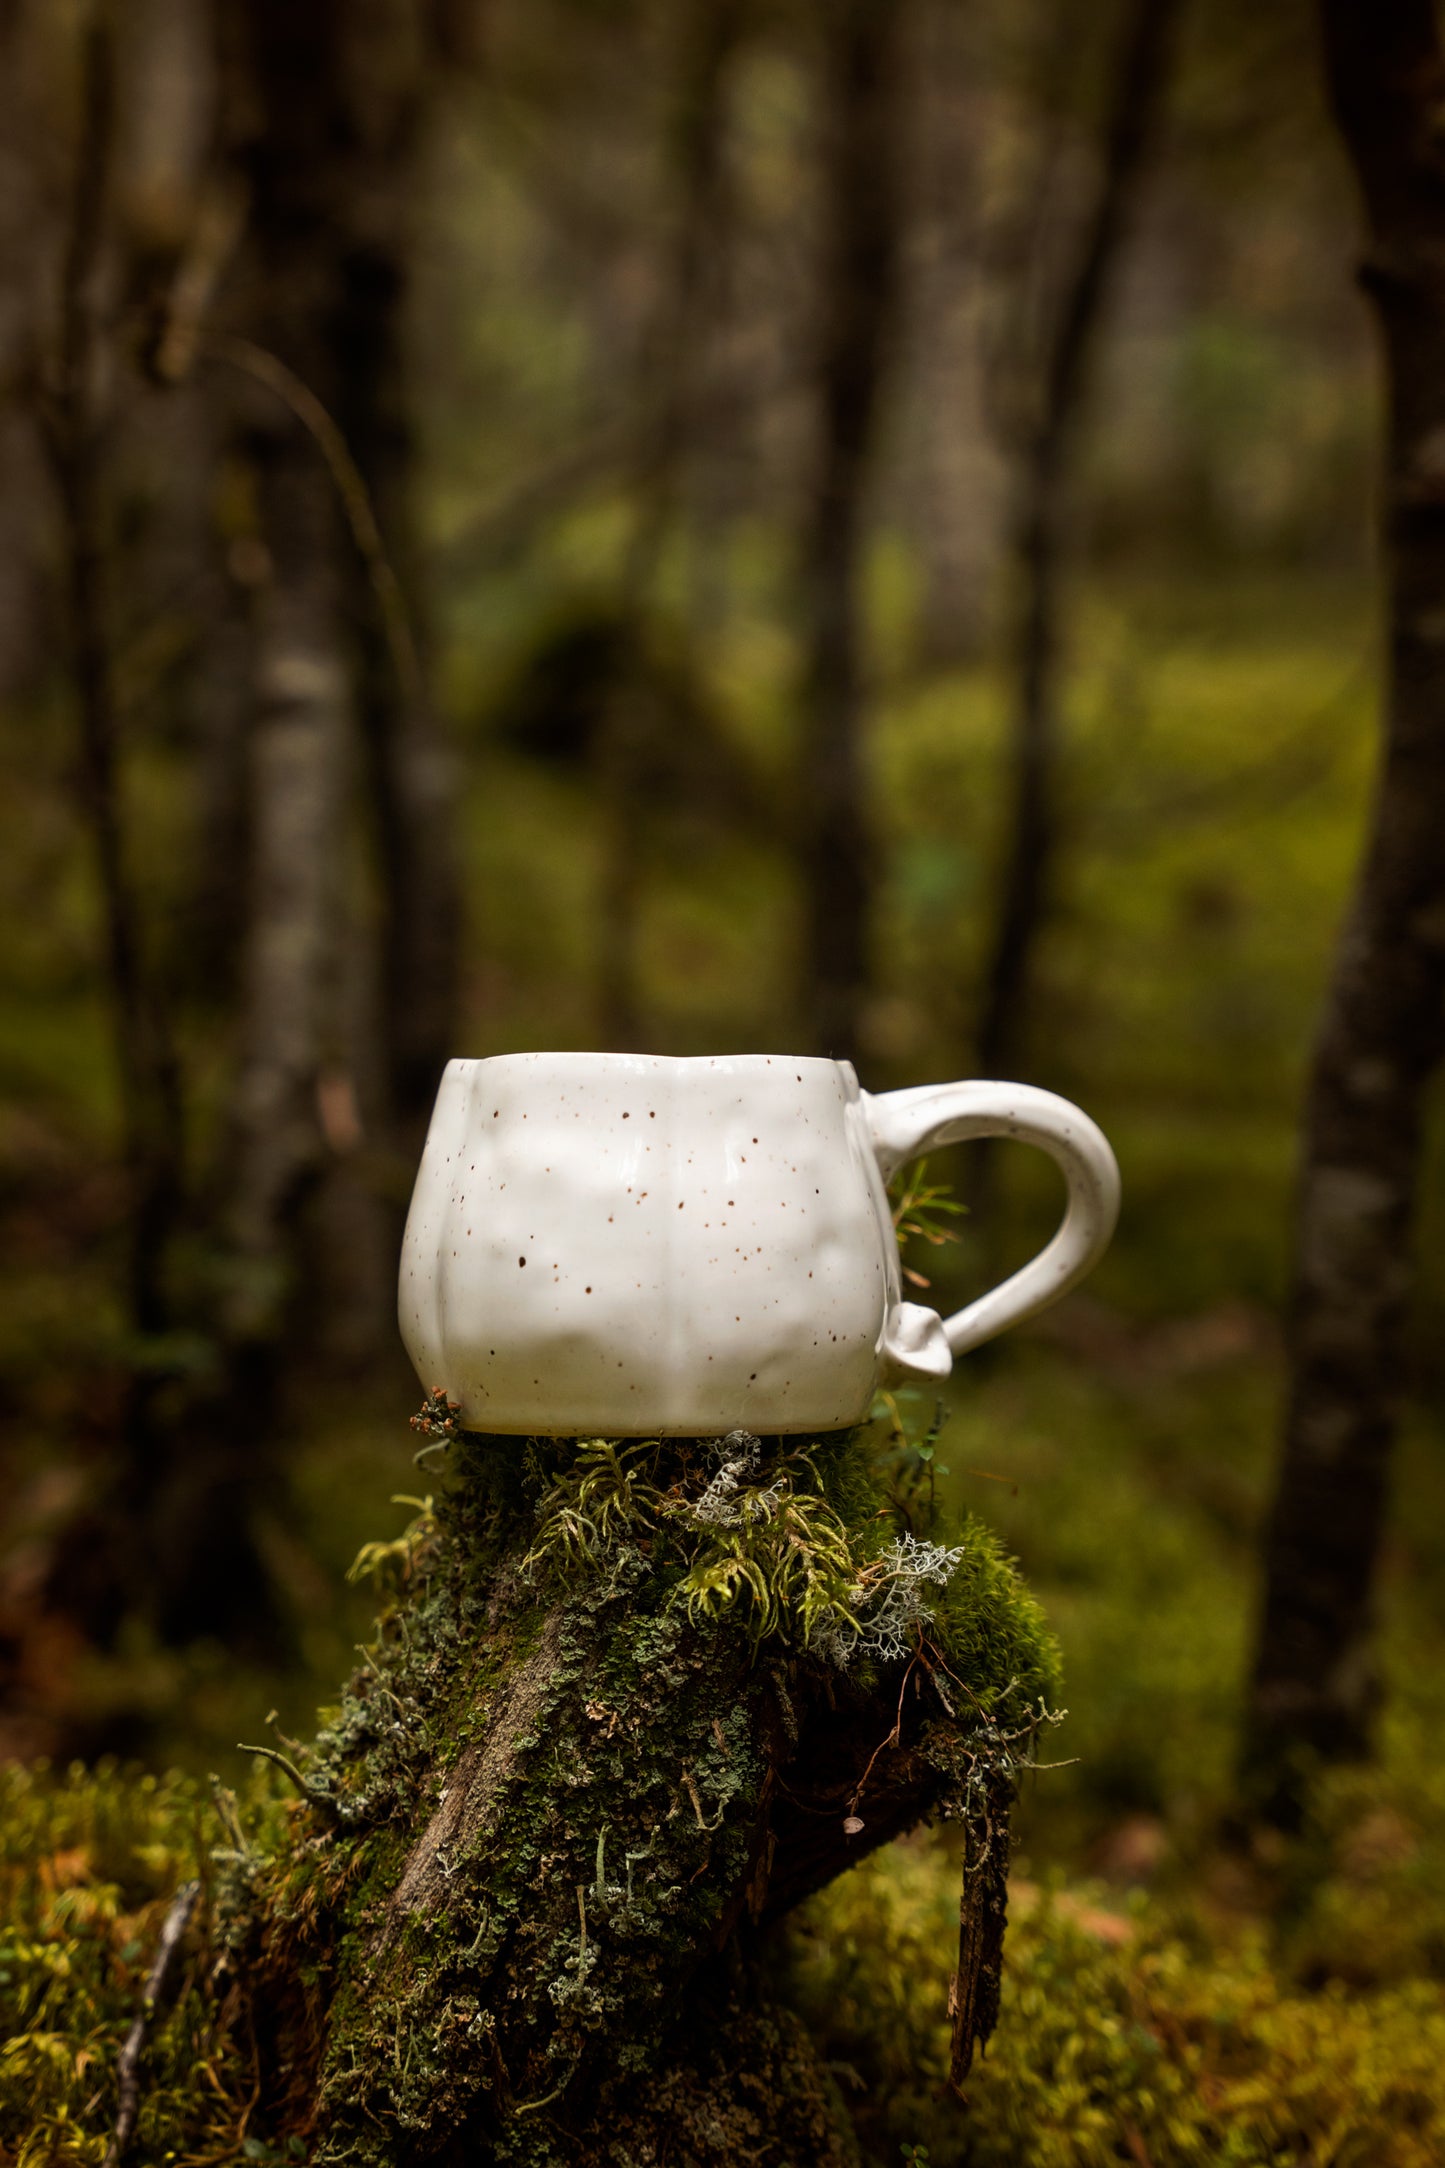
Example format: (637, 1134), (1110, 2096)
(227, 1409), (1058, 2165)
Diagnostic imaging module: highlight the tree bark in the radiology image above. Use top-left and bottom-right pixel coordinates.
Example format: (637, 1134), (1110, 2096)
(974, 0), (1181, 1087)
(46, 0), (470, 1656)
(798, 0), (908, 1066)
(154, 0), (463, 1644)
(189, 456), (351, 1643)
(909, 3), (1001, 668)
(1243, 0), (1445, 1826)
(222, 502), (350, 1350)
(220, 0), (463, 1222)
(44, 12), (187, 1516)
(596, 0), (743, 1053)
(152, 0), (363, 1648)
(0, 7), (54, 710)
(26, 4), (288, 1676)
(330, 0), (461, 1160)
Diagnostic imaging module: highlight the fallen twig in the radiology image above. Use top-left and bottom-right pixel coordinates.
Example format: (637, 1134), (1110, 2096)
(104, 1877), (201, 2167)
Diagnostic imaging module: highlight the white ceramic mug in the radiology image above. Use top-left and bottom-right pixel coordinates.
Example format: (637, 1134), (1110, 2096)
(398, 1052), (1120, 1437)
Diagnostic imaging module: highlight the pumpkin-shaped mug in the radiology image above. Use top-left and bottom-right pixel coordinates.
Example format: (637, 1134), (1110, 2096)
(398, 1051), (1120, 1437)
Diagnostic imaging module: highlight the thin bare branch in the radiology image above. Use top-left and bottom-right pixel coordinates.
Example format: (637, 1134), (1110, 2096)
(103, 1878), (201, 2167)
(202, 329), (424, 718)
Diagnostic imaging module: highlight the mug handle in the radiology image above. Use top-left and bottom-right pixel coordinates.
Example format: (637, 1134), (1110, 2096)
(863, 1079), (1120, 1371)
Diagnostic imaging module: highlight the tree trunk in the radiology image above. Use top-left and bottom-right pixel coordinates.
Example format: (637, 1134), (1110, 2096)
(51, 14), (186, 1374)
(187, 507), (254, 997)
(190, 452), (350, 1643)
(40, 13), (190, 1639)
(1243, 0), (1445, 1828)
(331, 0), (461, 1162)
(596, 0), (743, 1052)
(798, 0), (908, 1066)
(973, 0), (1181, 1088)
(909, 4), (1001, 669)
(156, 0), (463, 1644)
(222, 1419), (1047, 2162)
(161, 0), (362, 1648)
(0, 7), (54, 710)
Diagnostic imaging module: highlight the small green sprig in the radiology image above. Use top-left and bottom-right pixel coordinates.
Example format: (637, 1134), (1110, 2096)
(678, 1478), (863, 1650)
(889, 1158), (966, 1290)
(522, 1438), (669, 1575)
(346, 1495), (438, 1593)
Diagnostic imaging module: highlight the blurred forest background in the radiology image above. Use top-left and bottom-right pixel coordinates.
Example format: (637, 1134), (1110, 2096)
(7, 0), (1445, 2157)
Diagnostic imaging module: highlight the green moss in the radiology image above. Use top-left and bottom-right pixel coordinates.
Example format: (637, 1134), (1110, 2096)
(934, 1511), (1062, 1715)
(508, 1419), (1060, 1702)
(1276, 1662), (1445, 1990)
(788, 1839), (1445, 2167)
(261, 1416), (1052, 2159)
(0, 1758), (288, 2165)
(0, 1409), (1058, 2164)
(15, 1749), (1445, 2168)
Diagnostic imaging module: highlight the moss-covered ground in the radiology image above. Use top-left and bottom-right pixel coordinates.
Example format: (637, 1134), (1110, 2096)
(13, 1723), (1445, 2166)
(1, 1411), (1060, 2163)
(788, 1829), (1445, 2168)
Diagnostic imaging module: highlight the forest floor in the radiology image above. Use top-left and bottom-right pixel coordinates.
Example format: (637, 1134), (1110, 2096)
(6, 566), (1445, 2157)
(8, 1346), (1445, 2164)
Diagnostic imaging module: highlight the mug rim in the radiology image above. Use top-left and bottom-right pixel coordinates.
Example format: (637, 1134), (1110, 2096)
(443, 1051), (857, 1074)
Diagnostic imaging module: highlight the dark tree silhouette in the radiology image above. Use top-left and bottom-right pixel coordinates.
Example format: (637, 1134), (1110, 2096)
(38, 15), (190, 1651)
(975, 0), (1182, 1087)
(32, 0), (467, 1659)
(50, 18), (185, 1368)
(332, 1), (462, 1160)
(175, 0), (370, 1649)
(1244, 0), (1445, 1824)
(596, 0), (745, 1051)
(143, 0), (468, 1646)
(798, 0), (908, 1064)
